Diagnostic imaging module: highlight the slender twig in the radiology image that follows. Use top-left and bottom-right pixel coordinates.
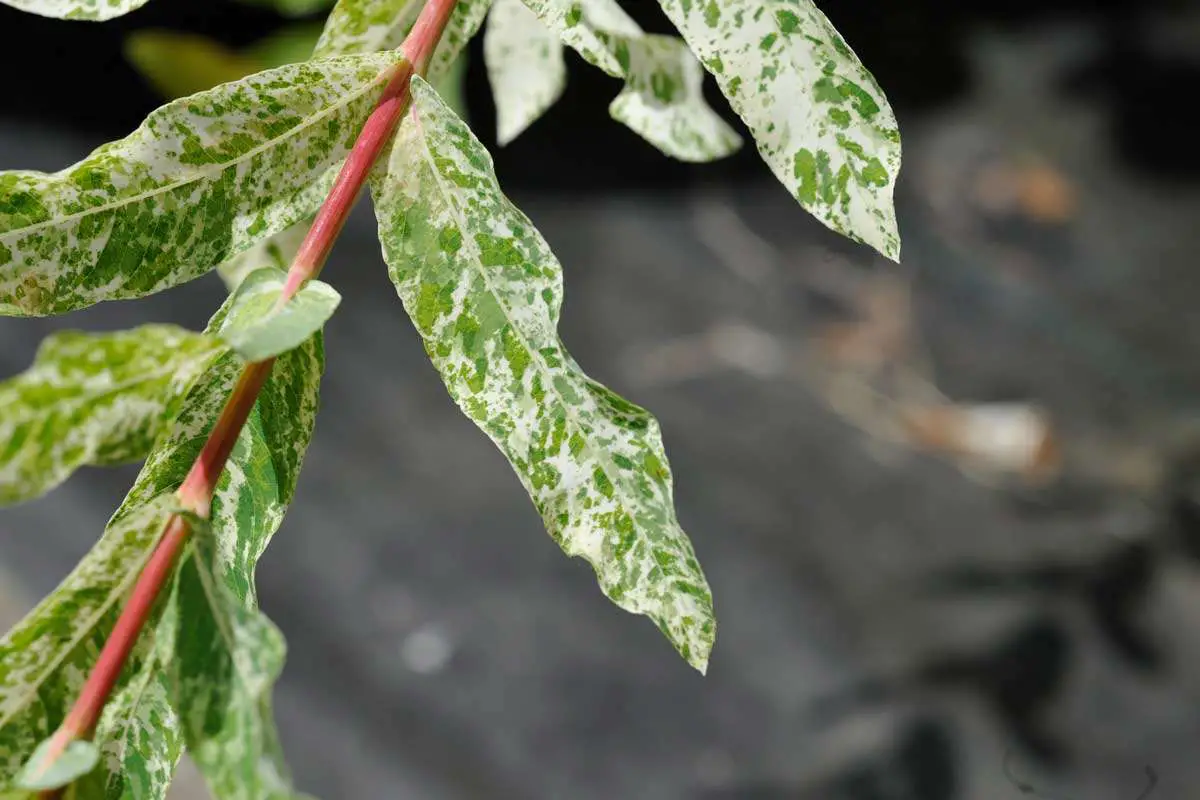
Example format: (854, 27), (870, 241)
(31, 0), (460, 792)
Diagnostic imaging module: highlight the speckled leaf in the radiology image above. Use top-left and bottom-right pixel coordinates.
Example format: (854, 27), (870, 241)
(517, 0), (740, 161)
(219, 267), (340, 362)
(373, 76), (715, 672)
(0, 52), (402, 317)
(0, 326), (225, 508)
(0, 294), (323, 797)
(314, 0), (492, 86)
(484, 0), (566, 145)
(0, 0), (151, 21)
(653, 0), (902, 259)
(217, 220), (309, 291)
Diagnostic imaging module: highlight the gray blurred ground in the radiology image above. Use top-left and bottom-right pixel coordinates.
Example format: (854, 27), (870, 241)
(3, 21), (1200, 800)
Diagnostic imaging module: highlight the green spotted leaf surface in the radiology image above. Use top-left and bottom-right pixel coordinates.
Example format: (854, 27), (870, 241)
(0, 0), (151, 21)
(314, 0), (492, 86)
(0, 52), (402, 317)
(373, 76), (715, 672)
(517, 0), (740, 161)
(484, 0), (566, 145)
(0, 326), (225, 508)
(0, 296), (323, 797)
(653, 0), (901, 259)
(220, 267), (340, 362)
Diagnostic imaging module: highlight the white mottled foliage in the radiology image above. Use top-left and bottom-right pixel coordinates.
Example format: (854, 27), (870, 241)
(654, 0), (902, 259)
(0, 0), (150, 20)
(373, 77), (716, 671)
(484, 0), (566, 145)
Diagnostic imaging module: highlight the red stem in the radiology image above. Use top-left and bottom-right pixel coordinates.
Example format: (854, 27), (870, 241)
(32, 0), (460, 792)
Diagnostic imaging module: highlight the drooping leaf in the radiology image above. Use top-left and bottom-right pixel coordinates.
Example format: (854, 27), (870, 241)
(484, 0), (566, 145)
(0, 326), (226, 508)
(517, 0), (740, 161)
(0, 0), (151, 21)
(0, 52), (402, 317)
(0, 296), (323, 797)
(124, 31), (264, 101)
(654, 0), (902, 259)
(219, 267), (341, 362)
(373, 76), (716, 672)
(217, 220), (309, 291)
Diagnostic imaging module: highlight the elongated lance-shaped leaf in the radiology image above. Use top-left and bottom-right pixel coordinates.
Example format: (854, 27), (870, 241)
(219, 267), (340, 362)
(0, 289), (324, 797)
(0, 0), (150, 21)
(516, 0), (740, 161)
(484, 0), (566, 146)
(373, 76), (715, 672)
(653, 0), (902, 259)
(0, 326), (225, 508)
(314, 0), (492, 86)
(0, 52), (402, 317)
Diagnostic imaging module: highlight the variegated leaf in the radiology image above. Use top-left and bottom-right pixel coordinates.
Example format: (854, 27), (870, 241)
(373, 77), (715, 672)
(0, 326), (225, 508)
(517, 0), (740, 161)
(654, 0), (902, 259)
(0, 52), (402, 317)
(484, 0), (566, 145)
(314, 0), (492, 87)
(1, 292), (323, 797)
(219, 267), (340, 362)
(0, 0), (151, 21)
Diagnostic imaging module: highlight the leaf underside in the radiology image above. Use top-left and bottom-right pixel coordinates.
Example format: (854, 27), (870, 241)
(219, 267), (341, 362)
(0, 52), (401, 317)
(654, 0), (902, 259)
(373, 76), (715, 672)
(484, 0), (566, 146)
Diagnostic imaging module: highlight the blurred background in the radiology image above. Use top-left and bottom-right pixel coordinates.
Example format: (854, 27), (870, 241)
(2, 1), (1200, 798)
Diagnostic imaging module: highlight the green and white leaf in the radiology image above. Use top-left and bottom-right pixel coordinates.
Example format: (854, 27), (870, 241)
(0, 52), (402, 317)
(0, 0), (151, 21)
(1, 293), (323, 797)
(0, 326), (225, 508)
(484, 0), (566, 145)
(314, 0), (492, 87)
(374, 76), (715, 672)
(517, 0), (740, 161)
(654, 0), (902, 259)
(218, 220), (309, 291)
(220, 267), (340, 362)
(13, 737), (98, 790)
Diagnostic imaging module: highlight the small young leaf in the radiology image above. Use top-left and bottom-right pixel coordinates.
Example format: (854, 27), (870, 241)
(517, 0), (740, 161)
(0, 326), (226, 507)
(484, 0), (566, 145)
(219, 267), (341, 362)
(217, 220), (309, 291)
(13, 739), (98, 790)
(314, 0), (491, 84)
(653, 0), (902, 259)
(373, 76), (716, 672)
(0, 52), (402, 317)
(0, 0), (150, 21)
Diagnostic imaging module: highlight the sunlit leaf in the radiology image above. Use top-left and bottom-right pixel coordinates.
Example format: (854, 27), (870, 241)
(0, 0), (150, 21)
(654, 0), (902, 259)
(0, 326), (226, 508)
(517, 0), (740, 161)
(0, 52), (403, 317)
(220, 267), (341, 362)
(373, 76), (716, 672)
(484, 0), (566, 145)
